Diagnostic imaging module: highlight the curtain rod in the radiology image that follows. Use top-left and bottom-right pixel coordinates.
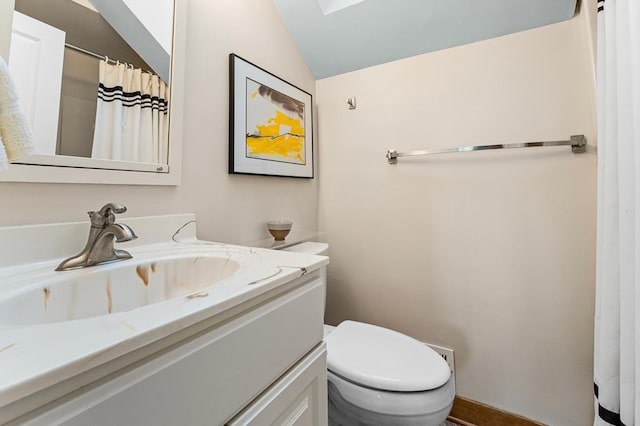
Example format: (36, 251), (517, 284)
(65, 43), (117, 65)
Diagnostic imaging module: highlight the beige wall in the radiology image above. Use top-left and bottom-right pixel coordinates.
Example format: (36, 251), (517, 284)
(578, 0), (597, 127)
(0, 0), (318, 244)
(317, 11), (597, 426)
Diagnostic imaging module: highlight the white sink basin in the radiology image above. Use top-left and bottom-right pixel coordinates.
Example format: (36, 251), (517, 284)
(0, 254), (241, 326)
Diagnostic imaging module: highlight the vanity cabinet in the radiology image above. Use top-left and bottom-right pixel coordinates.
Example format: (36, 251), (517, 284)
(9, 272), (327, 426)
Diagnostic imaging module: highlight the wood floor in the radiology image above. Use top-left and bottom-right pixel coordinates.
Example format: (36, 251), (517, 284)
(446, 396), (547, 426)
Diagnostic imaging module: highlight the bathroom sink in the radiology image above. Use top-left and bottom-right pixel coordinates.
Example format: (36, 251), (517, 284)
(0, 254), (242, 326)
(0, 215), (331, 421)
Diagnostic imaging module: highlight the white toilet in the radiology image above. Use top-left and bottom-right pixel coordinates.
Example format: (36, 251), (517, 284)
(283, 242), (455, 426)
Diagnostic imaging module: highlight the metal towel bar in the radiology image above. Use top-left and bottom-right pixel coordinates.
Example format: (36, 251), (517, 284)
(386, 134), (586, 164)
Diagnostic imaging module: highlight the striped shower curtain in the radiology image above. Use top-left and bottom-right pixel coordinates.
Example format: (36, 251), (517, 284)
(91, 60), (169, 164)
(593, 0), (640, 425)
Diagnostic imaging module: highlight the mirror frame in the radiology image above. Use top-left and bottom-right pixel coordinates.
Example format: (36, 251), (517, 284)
(0, 0), (186, 186)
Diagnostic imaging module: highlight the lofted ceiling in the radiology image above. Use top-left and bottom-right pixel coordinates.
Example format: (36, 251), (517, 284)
(273, 0), (578, 79)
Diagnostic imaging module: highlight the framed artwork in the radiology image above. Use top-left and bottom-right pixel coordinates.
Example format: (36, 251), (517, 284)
(229, 54), (314, 178)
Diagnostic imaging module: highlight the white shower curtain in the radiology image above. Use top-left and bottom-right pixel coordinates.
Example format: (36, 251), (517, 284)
(91, 61), (169, 164)
(594, 0), (640, 425)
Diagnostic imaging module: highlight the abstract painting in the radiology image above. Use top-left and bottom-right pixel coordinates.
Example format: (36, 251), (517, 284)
(229, 54), (313, 178)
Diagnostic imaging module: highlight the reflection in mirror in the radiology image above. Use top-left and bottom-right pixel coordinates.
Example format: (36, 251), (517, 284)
(7, 0), (174, 172)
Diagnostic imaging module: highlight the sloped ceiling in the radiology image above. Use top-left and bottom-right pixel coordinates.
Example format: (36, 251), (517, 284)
(273, 0), (578, 79)
(89, 0), (172, 82)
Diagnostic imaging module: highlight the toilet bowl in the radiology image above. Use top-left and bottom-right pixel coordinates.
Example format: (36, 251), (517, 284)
(283, 242), (455, 426)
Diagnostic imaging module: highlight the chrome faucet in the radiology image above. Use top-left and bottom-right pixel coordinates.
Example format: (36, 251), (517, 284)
(56, 203), (137, 271)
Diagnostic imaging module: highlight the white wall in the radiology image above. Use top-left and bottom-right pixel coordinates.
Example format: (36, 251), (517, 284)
(317, 9), (597, 426)
(0, 0), (318, 245)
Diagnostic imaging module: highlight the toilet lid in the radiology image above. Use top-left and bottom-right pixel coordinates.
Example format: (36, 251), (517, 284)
(325, 321), (451, 392)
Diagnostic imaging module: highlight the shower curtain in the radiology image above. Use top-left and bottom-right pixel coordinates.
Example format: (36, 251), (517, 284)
(91, 60), (169, 164)
(593, 0), (640, 425)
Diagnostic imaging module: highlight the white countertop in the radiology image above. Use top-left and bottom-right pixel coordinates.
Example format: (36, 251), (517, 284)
(0, 240), (328, 411)
(243, 230), (322, 250)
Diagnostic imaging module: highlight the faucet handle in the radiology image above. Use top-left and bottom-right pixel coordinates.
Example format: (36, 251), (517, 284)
(89, 203), (128, 228)
(98, 203), (127, 216)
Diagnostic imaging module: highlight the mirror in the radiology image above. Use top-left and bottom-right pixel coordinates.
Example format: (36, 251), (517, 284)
(0, 0), (185, 184)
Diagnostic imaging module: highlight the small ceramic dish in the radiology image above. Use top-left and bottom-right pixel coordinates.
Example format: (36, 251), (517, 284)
(267, 221), (293, 241)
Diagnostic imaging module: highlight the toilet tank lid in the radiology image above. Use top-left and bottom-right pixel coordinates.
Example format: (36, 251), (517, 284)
(325, 321), (451, 392)
(282, 242), (329, 255)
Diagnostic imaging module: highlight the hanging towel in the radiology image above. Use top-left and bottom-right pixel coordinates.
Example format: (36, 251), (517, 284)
(0, 56), (34, 167)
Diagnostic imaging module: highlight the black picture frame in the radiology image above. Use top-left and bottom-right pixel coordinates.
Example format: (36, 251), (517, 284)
(229, 54), (314, 178)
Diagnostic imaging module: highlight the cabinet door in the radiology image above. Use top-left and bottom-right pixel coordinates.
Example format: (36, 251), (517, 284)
(228, 344), (327, 426)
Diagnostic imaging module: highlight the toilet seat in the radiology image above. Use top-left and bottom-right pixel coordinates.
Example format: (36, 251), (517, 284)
(327, 370), (455, 417)
(325, 320), (451, 392)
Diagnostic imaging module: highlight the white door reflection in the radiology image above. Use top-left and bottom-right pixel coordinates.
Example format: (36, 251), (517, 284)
(9, 12), (64, 156)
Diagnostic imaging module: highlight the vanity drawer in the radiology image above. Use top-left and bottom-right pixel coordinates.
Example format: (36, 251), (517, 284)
(13, 277), (325, 426)
(227, 343), (327, 426)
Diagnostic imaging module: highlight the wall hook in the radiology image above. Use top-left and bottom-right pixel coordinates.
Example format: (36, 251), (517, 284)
(347, 96), (356, 110)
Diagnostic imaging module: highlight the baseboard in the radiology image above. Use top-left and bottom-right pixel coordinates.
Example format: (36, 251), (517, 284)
(447, 415), (476, 426)
(449, 396), (547, 426)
